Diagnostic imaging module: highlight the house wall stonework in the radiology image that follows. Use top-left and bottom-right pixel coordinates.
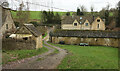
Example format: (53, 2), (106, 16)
(51, 37), (119, 47)
(0, 6), (16, 35)
(15, 25), (43, 49)
(91, 17), (105, 30)
(35, 36), (43, 49)
(82, 20), (91, 30)
(61, 17), (105, 30)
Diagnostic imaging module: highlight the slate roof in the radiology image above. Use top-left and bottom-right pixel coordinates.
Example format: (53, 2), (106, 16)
(50, 30), (120, 38)
(61, 16), (98, 24)
(24, 24), (42, 37)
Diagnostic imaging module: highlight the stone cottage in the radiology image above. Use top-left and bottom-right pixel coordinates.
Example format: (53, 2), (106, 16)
(61, 16), (105, 30)
(50, 30), (120, 47)
(0, 5), (16, 35)
(15, 24), (42, 49)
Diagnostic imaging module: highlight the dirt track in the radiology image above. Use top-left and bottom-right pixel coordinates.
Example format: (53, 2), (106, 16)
(3, 41), (67, 69)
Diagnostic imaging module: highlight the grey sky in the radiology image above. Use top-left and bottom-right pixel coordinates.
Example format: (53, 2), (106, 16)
(5, 0), (120, 12)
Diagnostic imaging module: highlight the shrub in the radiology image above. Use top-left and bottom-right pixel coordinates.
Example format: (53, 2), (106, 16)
(14, 21), (20, 27)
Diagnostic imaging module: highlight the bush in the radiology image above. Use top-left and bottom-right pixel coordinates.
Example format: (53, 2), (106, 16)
(14, 21), (20, 27)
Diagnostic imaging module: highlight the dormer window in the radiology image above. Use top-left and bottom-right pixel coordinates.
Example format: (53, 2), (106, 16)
(74, 23), (77, 26)
(97, 19), (100, 22)
(85, 23), (88, 26)
(6, 24), (8, 29)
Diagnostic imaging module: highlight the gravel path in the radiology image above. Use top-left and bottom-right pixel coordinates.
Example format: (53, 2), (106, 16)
(3, 41), (67, 69)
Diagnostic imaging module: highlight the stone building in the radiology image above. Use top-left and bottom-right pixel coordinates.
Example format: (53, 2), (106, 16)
(61, 16), (105, 30)
(0, 5), (16, 35)
(50, 30), (120, 47)
(15, 24), (42, 49)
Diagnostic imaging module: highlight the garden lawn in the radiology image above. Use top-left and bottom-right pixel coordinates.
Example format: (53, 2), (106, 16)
(2, 47), (48, 65)
(48, 42), (118, 69)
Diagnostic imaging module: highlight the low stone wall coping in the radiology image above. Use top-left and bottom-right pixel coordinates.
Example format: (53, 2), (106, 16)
(50, 30), (120, 38)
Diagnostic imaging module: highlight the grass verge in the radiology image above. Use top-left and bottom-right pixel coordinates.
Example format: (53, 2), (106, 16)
(42, 33), (47, 39)
(48, 42), (118, 69)
(2, 47), (48, 65)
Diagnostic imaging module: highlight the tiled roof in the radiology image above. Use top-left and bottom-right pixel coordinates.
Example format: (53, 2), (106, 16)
(24, 24), (42, 37)
(50, 30), (120, 38)
(61, 16), (98, 24)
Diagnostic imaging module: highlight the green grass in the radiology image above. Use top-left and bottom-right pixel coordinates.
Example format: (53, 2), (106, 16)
(11, 11), (74, 20)
(2, 47), (48, 64)
(109, 12), (114, 17)
(11, 11), (114, 21)
(48, 42), (118, 69)
(42, 33), (47, 39)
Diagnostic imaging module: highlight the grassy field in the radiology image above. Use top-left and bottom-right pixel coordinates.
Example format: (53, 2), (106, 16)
(2, 47), (48, 64)
(48, 42), (118, 69)
(11, 11), (114, 21)
(11, 11), (73, 20)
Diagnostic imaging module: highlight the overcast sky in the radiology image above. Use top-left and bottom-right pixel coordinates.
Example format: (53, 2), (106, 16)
(3, 0), (120, 12)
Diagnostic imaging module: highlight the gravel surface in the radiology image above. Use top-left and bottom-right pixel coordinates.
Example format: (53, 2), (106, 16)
(3, 41), (67, 69)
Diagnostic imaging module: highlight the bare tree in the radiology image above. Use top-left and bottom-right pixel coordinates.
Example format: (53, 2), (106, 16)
(90, 5), (94, 12)
(90, 5), (94, 16)
(106, 3), (110, 10)
(116, 1), (120, 27)
(16, 1), (30, 27)
(80, 5), (87, 12)
(99, 8), (106, 18)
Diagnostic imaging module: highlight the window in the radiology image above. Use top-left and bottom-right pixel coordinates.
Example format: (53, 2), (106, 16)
(6, 24), (8, 29)
(80, 17), (82, 19)
(85, 23), (88, 26)
(74, 23), (77, 26)
(98, 24), (99, 28)
(97, 19), (100, 22)
(80, 22), (82, 24)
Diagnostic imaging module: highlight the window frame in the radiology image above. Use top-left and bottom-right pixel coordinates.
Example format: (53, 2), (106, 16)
(85, 23), (89, 26)
(97, 19), (100, 22)
(98, 24), (99, 28)
(74, 23), (77, 26)
(6, 24), (8, 29)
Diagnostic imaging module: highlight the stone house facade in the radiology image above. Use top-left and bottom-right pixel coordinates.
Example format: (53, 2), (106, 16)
(50, 30), (120, 47)
(61, 16), (105, 30)
(15, 24), (43, 49)
(0, 6), (16, 35)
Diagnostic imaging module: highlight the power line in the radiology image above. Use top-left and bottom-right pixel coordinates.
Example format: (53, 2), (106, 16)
(14, 0), (71, 12)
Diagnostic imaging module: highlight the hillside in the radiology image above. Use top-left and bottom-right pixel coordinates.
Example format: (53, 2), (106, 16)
(11, 11), (74, 20)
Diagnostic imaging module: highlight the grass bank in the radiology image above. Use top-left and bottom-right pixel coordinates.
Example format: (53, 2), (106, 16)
(2, 47), (48, 65)
(48, 42), (118, 69)
(11, 11), (74, 20)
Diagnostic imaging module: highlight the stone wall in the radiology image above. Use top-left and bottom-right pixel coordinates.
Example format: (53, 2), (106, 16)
(35, 36), (43, 49)
(50, 37), (119, 47)
(2, 38), (36, 50)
